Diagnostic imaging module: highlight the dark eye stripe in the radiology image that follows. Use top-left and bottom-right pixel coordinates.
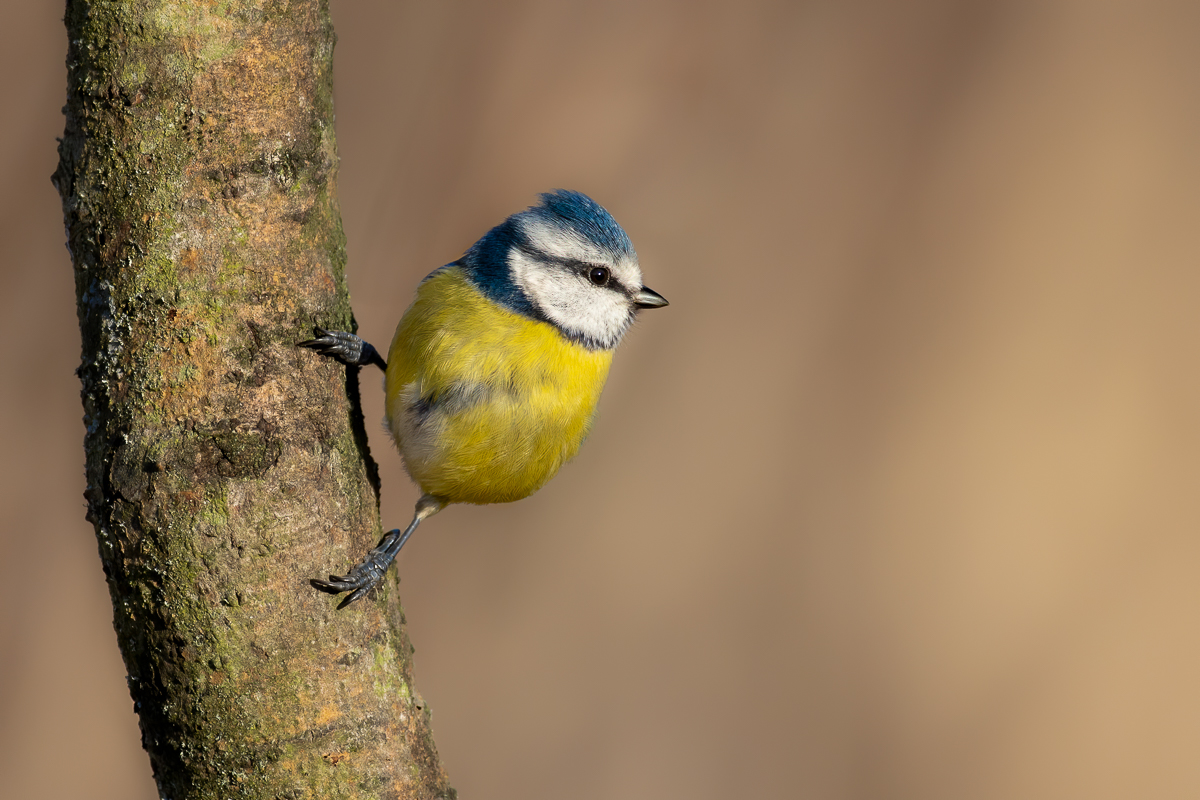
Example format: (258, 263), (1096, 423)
(512, 240), (629, 295)
(577, 262), (628, 295)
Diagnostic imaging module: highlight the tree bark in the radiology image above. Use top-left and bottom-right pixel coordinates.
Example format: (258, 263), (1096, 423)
(53, 2), (452, 797)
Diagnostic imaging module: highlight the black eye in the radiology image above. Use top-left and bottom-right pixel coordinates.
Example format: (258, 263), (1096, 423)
(588, 267), (610, 286)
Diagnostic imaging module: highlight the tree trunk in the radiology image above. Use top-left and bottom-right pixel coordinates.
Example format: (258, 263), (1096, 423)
(53, 2), (452, 797)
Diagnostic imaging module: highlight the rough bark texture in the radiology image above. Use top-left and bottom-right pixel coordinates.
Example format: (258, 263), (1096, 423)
(53, 2), (452, 797)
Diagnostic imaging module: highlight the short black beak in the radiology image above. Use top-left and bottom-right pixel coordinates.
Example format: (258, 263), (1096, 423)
(635, 286), (669, 309)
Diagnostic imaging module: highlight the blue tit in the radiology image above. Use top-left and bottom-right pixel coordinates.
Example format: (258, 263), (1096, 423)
(301, 190), (668, 607)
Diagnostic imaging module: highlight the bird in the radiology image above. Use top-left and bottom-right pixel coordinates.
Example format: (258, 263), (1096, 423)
(300, 190), (668, 607)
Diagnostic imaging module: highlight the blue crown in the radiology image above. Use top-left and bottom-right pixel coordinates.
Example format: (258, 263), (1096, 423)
(527, 190), (636, 261)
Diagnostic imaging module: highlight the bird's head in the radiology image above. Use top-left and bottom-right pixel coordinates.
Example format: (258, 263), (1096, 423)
(462, 190), (667, 350)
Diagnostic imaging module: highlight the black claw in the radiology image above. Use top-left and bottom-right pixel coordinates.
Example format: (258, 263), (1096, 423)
(312, 578), (342, 593)
(309, 570), (386, 606)
(310, 575), (359, 594)
(311, 504), (436, 609)
(311, 528), (408, 608)
(298, 327), (386, 370)
(339, 587), (371, 610)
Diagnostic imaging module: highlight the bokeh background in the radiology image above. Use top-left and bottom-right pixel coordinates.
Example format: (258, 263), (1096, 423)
(4, 1), (1199, 797)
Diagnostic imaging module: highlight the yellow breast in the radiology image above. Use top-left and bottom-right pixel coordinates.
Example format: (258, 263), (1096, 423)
(384, 266), (614, 505)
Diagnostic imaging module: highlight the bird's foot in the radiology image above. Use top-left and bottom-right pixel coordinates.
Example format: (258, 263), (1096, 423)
(311, 528), (403, 609)
(298, 327), (386, 370)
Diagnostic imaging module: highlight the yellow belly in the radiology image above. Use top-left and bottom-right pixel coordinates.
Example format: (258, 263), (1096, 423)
(384, 267), (613, 505)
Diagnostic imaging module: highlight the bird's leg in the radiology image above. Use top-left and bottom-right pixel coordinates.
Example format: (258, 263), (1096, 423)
(312, 495), (444, 609)
(298, 326), (387, 371)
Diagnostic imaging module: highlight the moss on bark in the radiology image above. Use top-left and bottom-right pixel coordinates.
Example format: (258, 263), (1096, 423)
(54, 2), (452, 797)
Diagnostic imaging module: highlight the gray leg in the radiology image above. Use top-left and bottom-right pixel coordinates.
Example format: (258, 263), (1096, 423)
(299, 327), (387, 370)
(312, 495), (444, 609)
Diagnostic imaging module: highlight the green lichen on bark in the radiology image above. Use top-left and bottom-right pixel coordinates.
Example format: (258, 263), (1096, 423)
(54, 2), (452, 797)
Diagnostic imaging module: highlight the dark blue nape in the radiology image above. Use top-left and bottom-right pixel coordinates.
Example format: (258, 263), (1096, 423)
(532, 189), (635, 261)
(463, 219), (544, 319)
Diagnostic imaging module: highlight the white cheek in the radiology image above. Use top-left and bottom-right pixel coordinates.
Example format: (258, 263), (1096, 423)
(509, 249), (633, 348)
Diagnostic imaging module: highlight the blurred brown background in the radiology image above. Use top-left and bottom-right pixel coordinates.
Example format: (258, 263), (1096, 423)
(4, 1), (1199, 797)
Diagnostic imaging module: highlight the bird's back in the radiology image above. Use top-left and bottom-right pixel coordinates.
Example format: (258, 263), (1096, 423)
(385, 266), (613, 505)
